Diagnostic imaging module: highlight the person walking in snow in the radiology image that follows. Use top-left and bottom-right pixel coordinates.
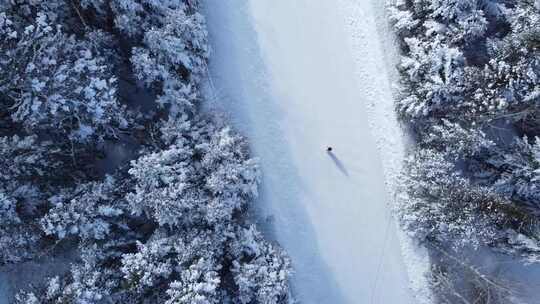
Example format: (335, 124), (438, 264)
(327, 147), (333, 152)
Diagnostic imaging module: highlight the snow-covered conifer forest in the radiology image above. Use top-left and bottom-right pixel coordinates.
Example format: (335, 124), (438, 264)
(390, 0), (540, 302)
(0, 1), (292, 303)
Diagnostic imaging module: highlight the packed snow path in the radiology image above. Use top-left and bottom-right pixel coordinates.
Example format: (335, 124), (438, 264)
(203, 0), (416, 303)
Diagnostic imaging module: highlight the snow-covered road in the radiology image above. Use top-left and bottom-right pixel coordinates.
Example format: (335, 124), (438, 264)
(203, 0), (417, 303)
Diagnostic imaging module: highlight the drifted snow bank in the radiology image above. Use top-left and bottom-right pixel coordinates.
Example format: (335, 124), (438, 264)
(203, 0), (431, 302)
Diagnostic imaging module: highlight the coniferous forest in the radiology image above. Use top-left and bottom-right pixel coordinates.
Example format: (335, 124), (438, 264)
(391, 0), (540, 302)
(0, 1), (293, 303)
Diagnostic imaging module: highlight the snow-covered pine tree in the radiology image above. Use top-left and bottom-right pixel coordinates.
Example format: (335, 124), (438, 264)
(389, 0), (511, 128)
(478, 136), (540, 213)
(129, 2), (209, 118)
(0, 135), (66, 264)
(228, 226), (293, 304)
(41, 176), (125, 241)
(396, 36), (466, 121)
(0, 12), (126, 142)
(420, 119), (494, 159)
(127, 120), (259, 228)
(15, 247), (115, 303)
(397, 148), (540, 262)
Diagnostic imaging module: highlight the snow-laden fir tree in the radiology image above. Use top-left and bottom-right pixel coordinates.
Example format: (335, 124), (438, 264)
(397, 148), (540, 262)
(41, 176), (125, 241)
(127, 121), (259, 228)
(0, 12), (126, 142)
(0, 135), (66, 264)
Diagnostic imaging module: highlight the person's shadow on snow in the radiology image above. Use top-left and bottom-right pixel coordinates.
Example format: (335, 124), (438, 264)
(327, 151), (349, 177)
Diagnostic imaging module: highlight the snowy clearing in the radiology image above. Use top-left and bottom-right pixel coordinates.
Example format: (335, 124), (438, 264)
(203, 0), (429, 303)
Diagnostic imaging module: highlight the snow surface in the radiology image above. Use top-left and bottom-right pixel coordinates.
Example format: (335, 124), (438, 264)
(202, 0), (430, 303)
(0, 273), (8, 304)
(338, 1), (433, 303)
